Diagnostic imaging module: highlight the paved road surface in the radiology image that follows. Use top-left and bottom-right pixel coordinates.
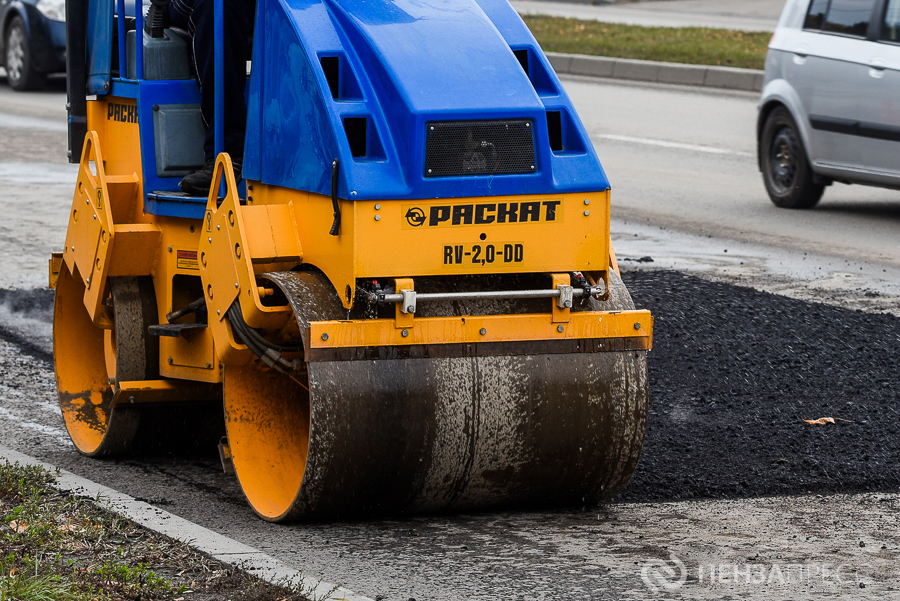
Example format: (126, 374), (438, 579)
(571, 77), (900, 263)
(1, 75), (900, 599)
(3, 78), (899, 294)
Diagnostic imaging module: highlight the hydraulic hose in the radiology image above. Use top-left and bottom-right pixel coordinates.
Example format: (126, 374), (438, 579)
(226, 302), (302, 375)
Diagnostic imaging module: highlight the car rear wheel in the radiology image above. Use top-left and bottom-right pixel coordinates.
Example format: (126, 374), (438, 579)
(759, 107), (824, 209)
(4, 16), (46, 91)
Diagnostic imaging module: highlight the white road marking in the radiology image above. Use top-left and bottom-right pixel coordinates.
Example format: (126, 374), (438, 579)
(597, 134), (754, 157)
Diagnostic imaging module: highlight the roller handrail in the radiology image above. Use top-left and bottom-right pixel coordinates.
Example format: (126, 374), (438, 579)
(214, 0), (224, 157)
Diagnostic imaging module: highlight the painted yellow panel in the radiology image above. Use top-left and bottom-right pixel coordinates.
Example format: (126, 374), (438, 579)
(309, 309), (652, 350)
(354, 191), (608, 276)
(250, 183), (610, 309)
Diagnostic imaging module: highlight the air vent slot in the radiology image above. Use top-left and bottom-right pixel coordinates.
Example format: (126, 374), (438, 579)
(547, 111), (563, 152)
(514, 49), (529, 77)
(320, 53), (363, 100)
(321, 56), (340, 98)
(425, 120), (536, 177)
(545, 109), (586, 154)
(344, 118), (367, 157)
(511, 47), (558, 96)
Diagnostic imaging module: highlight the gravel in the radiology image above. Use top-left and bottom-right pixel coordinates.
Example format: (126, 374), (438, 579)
(621, 269), (900, 502)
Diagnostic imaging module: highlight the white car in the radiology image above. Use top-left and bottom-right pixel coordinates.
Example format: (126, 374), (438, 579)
(758, 0), (900, 208)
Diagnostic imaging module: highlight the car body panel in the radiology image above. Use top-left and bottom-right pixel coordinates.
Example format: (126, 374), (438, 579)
(760, 0), (900, 190)
(854, 34), (900, 175)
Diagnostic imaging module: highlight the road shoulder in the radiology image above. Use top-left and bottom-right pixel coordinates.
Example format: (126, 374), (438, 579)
(0, 443), (373, 601)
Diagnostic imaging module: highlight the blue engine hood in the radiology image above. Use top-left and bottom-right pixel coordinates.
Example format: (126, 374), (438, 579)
(243, 0), (610, 200)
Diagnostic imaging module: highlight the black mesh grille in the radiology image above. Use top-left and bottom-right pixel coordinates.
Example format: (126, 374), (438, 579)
(425, 120), (536, 177)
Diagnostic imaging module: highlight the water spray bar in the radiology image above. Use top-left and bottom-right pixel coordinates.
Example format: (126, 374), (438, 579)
(369, 283), (607, 314)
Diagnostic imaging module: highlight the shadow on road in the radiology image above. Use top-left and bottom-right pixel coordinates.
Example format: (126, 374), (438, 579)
(813, 199), (900, 222)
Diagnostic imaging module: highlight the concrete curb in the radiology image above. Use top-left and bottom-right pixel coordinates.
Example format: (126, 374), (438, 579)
(547, 52), (764, 92)
(0, 444), (374, 601)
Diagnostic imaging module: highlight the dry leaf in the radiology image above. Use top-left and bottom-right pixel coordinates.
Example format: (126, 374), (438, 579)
(803, 417), (835, 425)
(8, 520), (28, 533)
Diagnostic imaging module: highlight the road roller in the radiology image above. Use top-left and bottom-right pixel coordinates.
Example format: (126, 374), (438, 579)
(50, 0), (652, 521)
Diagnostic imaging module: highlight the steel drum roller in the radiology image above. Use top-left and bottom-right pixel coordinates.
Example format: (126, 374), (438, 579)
(224, 271), (648, 520)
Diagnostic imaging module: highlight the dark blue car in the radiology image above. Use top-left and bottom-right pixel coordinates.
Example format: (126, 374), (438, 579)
(1, 0), (66, 90)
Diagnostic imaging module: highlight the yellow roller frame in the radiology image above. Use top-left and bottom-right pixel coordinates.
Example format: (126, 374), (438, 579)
(61, 132), (158, 328)
(200, 155), (297, 363)
(241, 184), (612, 311)
(197, 157), (649, 364)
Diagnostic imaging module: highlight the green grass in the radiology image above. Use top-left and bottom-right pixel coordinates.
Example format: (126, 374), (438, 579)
(0, 564), (72, 601)
(523, 16), (770, 70)
(0, 461), (314, 601)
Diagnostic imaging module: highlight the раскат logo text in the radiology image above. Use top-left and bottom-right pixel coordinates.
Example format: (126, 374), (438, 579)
(404, 200), (562, 228)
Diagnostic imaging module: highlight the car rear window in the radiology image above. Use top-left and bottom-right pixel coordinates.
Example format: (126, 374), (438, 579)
(883, 0), (900, 41)
(824, 0), (878, 36)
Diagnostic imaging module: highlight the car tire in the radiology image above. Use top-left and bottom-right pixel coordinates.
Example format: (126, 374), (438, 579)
(759, 106), (824, 209)
(4, 16), (47, 91)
